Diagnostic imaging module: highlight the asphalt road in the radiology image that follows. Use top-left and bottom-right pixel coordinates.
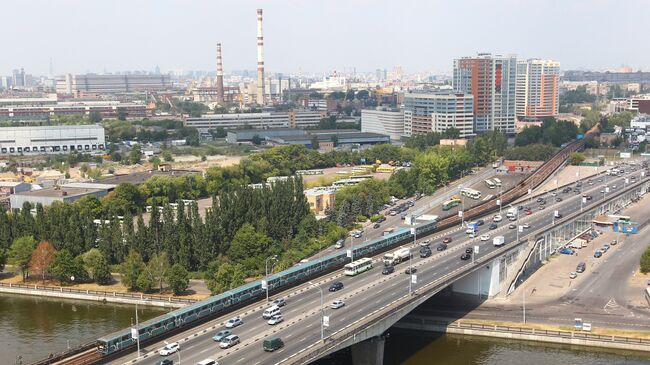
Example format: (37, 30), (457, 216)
(110, 166), (648, 365)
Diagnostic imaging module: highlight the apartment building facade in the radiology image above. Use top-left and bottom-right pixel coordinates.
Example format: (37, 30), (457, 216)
(403, 92), (475, 138)
(516, 59), (560, 120)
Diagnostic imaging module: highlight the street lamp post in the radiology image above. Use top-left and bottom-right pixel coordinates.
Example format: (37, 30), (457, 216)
(308, 282), (324, 342)
(134, 297), (149, 358)
(265, 255), (278, 304)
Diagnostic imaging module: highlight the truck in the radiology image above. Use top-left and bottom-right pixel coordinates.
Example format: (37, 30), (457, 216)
(383, 248), (411, 266)
(506, 206), (518, 218)
(493, 235), (505, 247)
(465, 222), (478, 234)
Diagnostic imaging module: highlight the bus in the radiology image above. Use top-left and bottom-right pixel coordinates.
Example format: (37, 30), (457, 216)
(376, 166), (396, 173)
(442, 198), (462, 211)
(461, 187), (481, 200)
(484, 179), (496, 189)
(344, 258), (373, 276)
(296, 169), (324, 175)
(610, 215), (631, 223)
(493, 177), (502, 187)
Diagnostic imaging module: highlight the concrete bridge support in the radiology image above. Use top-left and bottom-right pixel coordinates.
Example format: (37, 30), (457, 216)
(351, 336), (385, 365)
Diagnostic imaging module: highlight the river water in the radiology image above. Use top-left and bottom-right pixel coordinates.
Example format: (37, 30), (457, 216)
(3, 293), (650, 365)
(0, 293), (167, 364)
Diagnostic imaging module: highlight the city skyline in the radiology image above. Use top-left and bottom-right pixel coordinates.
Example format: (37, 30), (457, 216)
(3, 0), (648, 76)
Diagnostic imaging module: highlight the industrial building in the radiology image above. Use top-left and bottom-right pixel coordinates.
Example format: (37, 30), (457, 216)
(185, 110), (325, 135)
(0, 125), (105, 155)
(0, 100), (147, 119)
(453, 53), (517, 133)
(403, 92), (475, 138)
(56, 74), (171, 95)
(516, 59), (560, 120)
(266, 131), (390, 149)
(361, 107), (404, 141)
(226, 128), (306, 143)
(10, 186), (108, 209)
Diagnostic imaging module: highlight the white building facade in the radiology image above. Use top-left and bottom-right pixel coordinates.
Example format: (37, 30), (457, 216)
(0, 125), (106, 155)
(516, 59), (560, 120)
(185, 111), (323, 135)
(361, 107), (404, 141)
(402, 92), (475, 138)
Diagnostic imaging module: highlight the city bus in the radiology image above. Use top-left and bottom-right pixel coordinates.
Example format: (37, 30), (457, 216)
(610, 215), (631, 223)
(493, 177), (502, 187)
(484, 179), (496, 189)
(344, 257), (373, 276)
(296, 169), (324, 175)
(461, 187), (482, 200)
(442, 198), (462, 211)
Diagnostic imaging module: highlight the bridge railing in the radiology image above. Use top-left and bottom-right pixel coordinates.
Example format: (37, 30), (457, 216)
(0, 282), (197, 304)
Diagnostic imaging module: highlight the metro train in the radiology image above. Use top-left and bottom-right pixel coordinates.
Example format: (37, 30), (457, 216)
(96, 220), (437, 356)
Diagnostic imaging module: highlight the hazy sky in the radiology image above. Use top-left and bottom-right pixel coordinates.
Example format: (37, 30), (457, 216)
(3, 0), (647, 76)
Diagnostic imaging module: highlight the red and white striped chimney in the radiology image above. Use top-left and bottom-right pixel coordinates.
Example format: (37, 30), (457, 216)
(216, 43), (224, 103)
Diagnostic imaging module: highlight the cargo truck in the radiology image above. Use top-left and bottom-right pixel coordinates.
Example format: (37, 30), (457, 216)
(506, 207), (518, 218)
(493, 235), (505, 247)
(383, 248), (411, 266)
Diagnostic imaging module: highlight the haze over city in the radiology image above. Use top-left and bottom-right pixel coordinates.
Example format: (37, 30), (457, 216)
(3, 0), (648, 75)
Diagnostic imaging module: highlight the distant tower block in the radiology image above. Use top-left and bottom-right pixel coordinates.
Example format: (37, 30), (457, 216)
(256, 8), (265, 105)
(216, 43), (225, 103)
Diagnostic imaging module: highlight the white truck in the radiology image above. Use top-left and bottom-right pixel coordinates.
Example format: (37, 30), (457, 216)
(383, 248), (411, 266)
(506, 206), (518, 218)
(493, 235), (505, 247)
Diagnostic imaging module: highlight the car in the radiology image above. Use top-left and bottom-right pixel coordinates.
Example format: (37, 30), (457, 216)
(219, 335), (240, 349)
(442, 237), (452, 243)
(539, 205), (546, 210)
(329, 281), (344, 291)
(476, 219), (485, 226)
(610, 239), (618, 246)
(559, 247), (574, 255)
(493, 215), (502, 222)
(539, 200), (546, 205)
(597, 178), (603, 182)
(272, 297), (286, 307)
(225, 316), (243, 328)
(489, 223), (498, 230)
(334, 239), (344, 249)
(586, 195), (593, 200)
(155, 360), (173, 365)
(382, 265), (395, 275)
(508, 216), (517, 221)
(267, 314), (284, 325)
(569, 272), (577, 279)
(419, 239), (431, 247)
(404, 267), (417, 274)
(468, 232), (476, 238)
(509, 224), (516, 229)
(551, 192), (557, 197)
(594, 250), (603, 258)
(373, 223), (381, 229)
(159, 342), (180, 356)
(480, 234), (490, 241)
(523, 223), (530, 229)
(377, 216), (386, 223)
(419, 248), (432, 258)
(600, 190), (605, 193)
(556, 197), (563, 202)
(525, 210), (532, 215)
(576, 262), (586, 273)
(602, 244), (610, 252)
(213, 330), (232, 342)
(436, 243), (448, 251)
(460, 253), (471, 260)
(612, 185), (617, 189)
(465, 247), (473, 254)
(263, 336), (284, 352)
(331, 300), (345, 309)
(536, 197), (544, 203)
(518, 205), (524, 210)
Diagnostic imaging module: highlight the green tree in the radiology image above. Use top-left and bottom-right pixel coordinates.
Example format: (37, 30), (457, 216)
(129, 144), (142, 165)
(206, 261), (246, 294)
(49, 249), (79, 284)
(89, 112), (103, 123)
(568, 152), (586, 165)
(0, 249), (6, 272)
(119, 250), (145, 290)
(162, 150), (174, 162)
(166, 263), (189, 295)
(149, 156), (161, 169)
(82, 248), (111, 282)
(136, 271), (154, 292)
(145, 252), (170, 292)
(8, 236), (37, 280)
(110, 151), (122, 162)
(251, 134), (263, 145)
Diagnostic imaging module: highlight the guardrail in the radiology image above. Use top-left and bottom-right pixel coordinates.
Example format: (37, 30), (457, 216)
(30, 342), (96, 365)
(402, 318), (650, 346)
(0, 282), (197, 305)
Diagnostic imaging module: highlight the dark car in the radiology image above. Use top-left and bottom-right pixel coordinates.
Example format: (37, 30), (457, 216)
(404, 267), (417, 274)
(442, 236), (452, 243)
(377, 216), (386, 223)
(489, 223), (498, 230)
(436, 243), (448, 251)
(373, 223), (381, 229)
(556, 197), (563, 202)
(155, 360), (173, 365)
(465, 247), (473, 254)
(329, 281), (344, 292)
(382, 266), (395, 275)
(586, 195), (593, 201)
(419, 248), (432, 258)
(476, 219), (485, 226)
(460, 253), (471, 260)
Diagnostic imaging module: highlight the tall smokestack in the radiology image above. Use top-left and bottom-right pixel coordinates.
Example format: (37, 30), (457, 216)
(216, 43), (224, 103)
(256, 8), (265, 105)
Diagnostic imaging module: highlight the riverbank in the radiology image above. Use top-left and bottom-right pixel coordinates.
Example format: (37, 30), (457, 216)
(395, 317), (650, 353)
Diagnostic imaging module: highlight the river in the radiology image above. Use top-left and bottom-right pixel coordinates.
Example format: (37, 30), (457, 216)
(3, 293), (650, 365)
(0, 293), (167, 364)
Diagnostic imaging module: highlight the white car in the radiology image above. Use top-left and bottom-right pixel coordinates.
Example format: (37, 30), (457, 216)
(225, 316), (243, 328)
(468, 232), (476, 238)
(523, 223), (530, 229)
(480, 234), (490, 241)
(267, 314), (284, 325)
(331, 300), (345, 309)
(493, 215), (502, 222)
(159, 342), (179, 356)
(219, 335), (240, 349)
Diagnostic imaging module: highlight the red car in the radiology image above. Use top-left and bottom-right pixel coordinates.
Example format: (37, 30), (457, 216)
(525, 210), (532, 215)
(442, 237), (452, 244)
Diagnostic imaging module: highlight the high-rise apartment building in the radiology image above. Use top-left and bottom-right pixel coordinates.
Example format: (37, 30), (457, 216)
(361, 107), (404, 141)
(453, 53), (517, 133)
(516, 59), (560, 120)
(402, 92), (475, 138)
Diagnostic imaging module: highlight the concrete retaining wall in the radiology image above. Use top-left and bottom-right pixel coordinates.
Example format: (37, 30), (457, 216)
(0, 286), (185, 308)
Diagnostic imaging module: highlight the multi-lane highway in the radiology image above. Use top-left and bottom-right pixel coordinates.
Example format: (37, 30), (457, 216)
(111, 165), (647, 365)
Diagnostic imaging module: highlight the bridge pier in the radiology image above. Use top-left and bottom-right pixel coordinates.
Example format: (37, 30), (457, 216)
(351, 335), (385, 365)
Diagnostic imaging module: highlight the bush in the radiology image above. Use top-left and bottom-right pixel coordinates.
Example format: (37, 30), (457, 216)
(356, 215), (368, 222)
(640, 247), (650, 274)
(369, 215), (383, 222)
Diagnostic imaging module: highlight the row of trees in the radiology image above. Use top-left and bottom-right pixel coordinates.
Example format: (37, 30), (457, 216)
(504, 144), (557, 161)
(515, 118), (579, 147)
(404, 128), (461, 151)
